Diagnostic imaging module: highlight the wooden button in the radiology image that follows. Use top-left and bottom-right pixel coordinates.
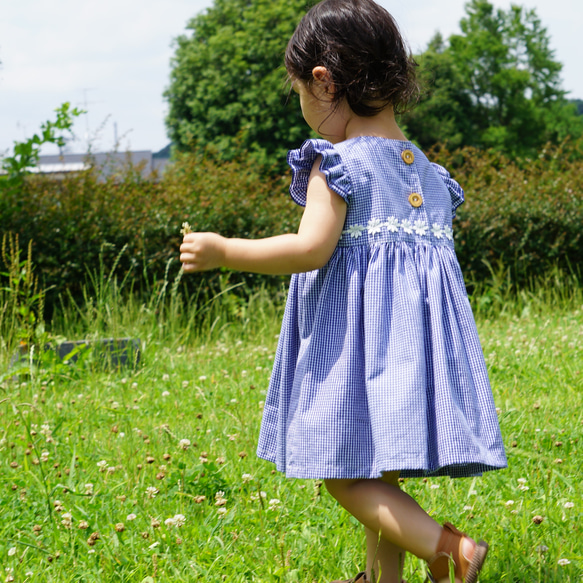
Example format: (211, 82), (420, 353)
(408, 192), (423, 208)
(401, 149), (415, 165)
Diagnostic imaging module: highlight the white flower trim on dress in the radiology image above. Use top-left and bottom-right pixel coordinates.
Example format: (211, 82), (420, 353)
(342, 216), (453, 240)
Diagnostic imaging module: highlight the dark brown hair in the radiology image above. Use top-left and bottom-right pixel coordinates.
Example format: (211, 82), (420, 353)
(285, 0), (419, 115)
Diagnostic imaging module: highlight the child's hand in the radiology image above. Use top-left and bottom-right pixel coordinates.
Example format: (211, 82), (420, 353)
(180, 232), (227, 272)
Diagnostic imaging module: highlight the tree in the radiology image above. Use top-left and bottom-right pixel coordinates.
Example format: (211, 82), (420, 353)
(403, 0), (583, 155)
(164, 0), (309, 171)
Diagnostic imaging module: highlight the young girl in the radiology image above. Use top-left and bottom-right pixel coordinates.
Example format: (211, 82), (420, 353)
(180, 0), (507, 581)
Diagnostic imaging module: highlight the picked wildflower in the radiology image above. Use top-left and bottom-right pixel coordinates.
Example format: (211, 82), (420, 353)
(180, 222), (193, 236)
(146, 487), (159, 499)
(61, 513), (73, 529)
(268, 498), (281, 511)
(558, 559), (571, 566)
(126, 513), (137, 521)
(242, 473), (253, 484)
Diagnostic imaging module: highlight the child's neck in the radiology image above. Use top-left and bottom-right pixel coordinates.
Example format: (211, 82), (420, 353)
(344, 107), (407, 142)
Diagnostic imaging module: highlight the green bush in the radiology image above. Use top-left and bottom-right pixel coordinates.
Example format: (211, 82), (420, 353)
(1, 139), (582, 318)
(431, 137), (583, 287)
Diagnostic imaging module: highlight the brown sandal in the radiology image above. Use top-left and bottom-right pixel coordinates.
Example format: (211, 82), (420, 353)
(427, 523), (488, 583)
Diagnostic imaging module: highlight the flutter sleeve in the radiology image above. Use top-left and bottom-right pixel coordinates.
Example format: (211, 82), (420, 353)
(431, 162), (465, 218)
(287, 139), (352, 207)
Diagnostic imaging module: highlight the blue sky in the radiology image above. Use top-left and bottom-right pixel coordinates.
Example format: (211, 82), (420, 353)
(1, 0), (581, 157)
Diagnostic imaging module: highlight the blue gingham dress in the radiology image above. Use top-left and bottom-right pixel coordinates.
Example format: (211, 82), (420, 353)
(256, 136), (507, 479)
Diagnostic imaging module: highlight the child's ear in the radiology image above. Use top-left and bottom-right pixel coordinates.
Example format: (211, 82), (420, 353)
(312, 66), (334, 93)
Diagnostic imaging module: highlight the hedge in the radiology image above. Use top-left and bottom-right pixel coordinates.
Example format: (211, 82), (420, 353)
(1, 138), (582, 316)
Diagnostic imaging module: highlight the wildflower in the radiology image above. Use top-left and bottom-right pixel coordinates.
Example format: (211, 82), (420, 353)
(216, 456), (226, 464)
(468, 489), (477, 496)
(182, 380), (189, 388)
(558, 559), (571, 566)
(430, 484), (440, 490)
(268, 498), (281, 511)
(242, 473), (253, 484)
(194, 495), (206, 504)
(40, 451), (49, 462)
(536, 545), (549, 553)
(532, 515), (544, 524)
(151, 518), (161, 528)
(517, 478), (527, 484)
(180, 222), (192, 236)
(97, 460), (108, 472)
(78, 521), (89, 530)
(146, 487), (159, 499)
(8, 547), (16, 557)
(114, 523), (125, 532)
(126, 514), (137, 521)
(505, 500), (515, 508)
(217, 507), (228, 517)
(564, 502), (574, 509)
(463, 505), (473, 511)
(53, 500), (64, 512)
(173, 514), (186, 527)
(518, 484), (529, 491)
(149, 541), (160, 550)
(87, 532), (100, 546)
(33, 525), (42, 533)
(165, 517), (176, 527)
(106, 466), (116, 474)
(199, 456), (208, 463)
(61, 513), (73, 529)
(162, 391), (170, 397)
(178, 439), (191, 450)
(162, 374), (170, 381)
(198, 375), (207, 381)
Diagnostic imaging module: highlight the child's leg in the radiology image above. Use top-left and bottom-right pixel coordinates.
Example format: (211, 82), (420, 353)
(325, 477), (477, 583)
(365, 472), (405, 583)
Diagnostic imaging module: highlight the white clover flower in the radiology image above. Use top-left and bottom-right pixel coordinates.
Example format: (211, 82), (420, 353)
(242, 473), (253, 484)
(558, 559), (571, 566)
(384, 216), (400, 233)
(182, 380), (189, 388)
(162, 374), (170, 382)
(173, 514), (186, 527)
(367, 218), (383, 236)
(40, 451), (49, 463)
(198, 375), (207, 381)
(468, 489), (478, 496)
(126, 513), (137, 521)
(344, 224), (366, 239)
(430, 484), (440, 490)
(431, 223), (443, 238)
(8, 547), (16, 557)
(217, 507), (228, 517)
(85, 483), (94, 495)
(107, 466), (116, 474)
(97, 460), (108, 472)
(463, 505), (473, 511)
(268, 498), (281, 511)
(518, 484), (529, 491)
(178, 439), (191, 450)
(413, 220), (428, 236)
(146, 487), (159, 499)
(401, 219), (414, 234)
(111, 401), (119, 409)
(61, 513), (73, 529)
(564, 502), (574, 509)
(517, 478), (527, 484)
(162, 391), (170, 397)
(505, 500), (515, 508)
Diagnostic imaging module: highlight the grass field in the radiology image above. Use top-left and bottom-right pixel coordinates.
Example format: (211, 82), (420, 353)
(1, 279), (582, 582)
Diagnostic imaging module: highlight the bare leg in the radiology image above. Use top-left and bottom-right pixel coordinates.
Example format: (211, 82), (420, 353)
(365, 472), (405, 583)
(325, 476), (476, 583)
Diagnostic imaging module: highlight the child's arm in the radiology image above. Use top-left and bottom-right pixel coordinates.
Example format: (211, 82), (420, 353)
(180, 157), (347, 275)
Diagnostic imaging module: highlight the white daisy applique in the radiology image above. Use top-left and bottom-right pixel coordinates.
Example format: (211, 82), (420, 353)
(343, 224), (366, 239)
(431, 223), (444, 238)
(384, 216), (400, 232)
(401, 219), (414, 234)
(443, 226), (453, 240)
(367, 218), (383, 236)
(413, 220), (428, 236)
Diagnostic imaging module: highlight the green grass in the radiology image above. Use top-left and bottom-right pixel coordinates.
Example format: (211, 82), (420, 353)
(1, 279), (582, 582)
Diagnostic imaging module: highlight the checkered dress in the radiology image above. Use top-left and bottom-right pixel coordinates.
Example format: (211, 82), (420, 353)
(256, 136), (507, 479)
